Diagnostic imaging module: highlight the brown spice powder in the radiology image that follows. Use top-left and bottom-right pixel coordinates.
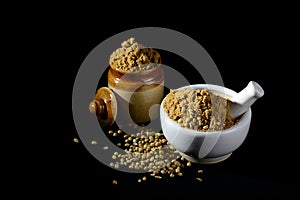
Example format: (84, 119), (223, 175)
(163, 88), (237, 131)
(109, 38), (161, 72)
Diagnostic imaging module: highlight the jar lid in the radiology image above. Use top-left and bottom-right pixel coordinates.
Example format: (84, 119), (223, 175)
(89, 87), (117, 127)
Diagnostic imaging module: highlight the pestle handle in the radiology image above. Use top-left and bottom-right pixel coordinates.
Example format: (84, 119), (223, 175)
(230, 81), (264, 119)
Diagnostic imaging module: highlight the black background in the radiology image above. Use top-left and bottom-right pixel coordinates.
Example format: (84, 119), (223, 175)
(17, 9), (299, 199)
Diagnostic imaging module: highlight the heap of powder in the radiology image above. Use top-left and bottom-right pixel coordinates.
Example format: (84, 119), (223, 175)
(109, 38), (161, 72)
(163, 88), (237, 131)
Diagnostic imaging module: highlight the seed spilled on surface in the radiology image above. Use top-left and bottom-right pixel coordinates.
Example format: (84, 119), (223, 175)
(102, 125), (204, 184)
(73, 138), (79, 143)
(73, 125), (204, 185)
(91, 140), (97, 145)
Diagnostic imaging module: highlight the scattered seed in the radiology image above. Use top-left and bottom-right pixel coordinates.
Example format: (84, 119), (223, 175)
(113, 133), (118, 137)
(104, 126), (203, 184)
(112, 180), (118, 185)
(91, 140), (97, 145)
(108, 130), (113, 134)
(73, 138), (79, 143)
(197, 169), (203, 174)
(196, 177), (202, 182)
(103, 146), (108, 150)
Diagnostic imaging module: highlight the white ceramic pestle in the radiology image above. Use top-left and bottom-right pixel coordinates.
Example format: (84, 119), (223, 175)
(229, 81), (264, 119)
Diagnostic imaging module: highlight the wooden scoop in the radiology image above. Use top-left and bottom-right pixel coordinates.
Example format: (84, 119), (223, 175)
(230, 81), (264, 119)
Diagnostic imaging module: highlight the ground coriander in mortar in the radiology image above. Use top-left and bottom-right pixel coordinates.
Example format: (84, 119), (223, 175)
(163, 88), (238, 131)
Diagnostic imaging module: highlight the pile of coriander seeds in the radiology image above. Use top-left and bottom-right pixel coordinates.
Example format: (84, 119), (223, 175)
(73, 123), (204, 185)
(103, 123), (204, 184)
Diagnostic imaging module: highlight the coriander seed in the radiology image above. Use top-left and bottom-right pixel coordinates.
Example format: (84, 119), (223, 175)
(73, 138), (79, 143)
